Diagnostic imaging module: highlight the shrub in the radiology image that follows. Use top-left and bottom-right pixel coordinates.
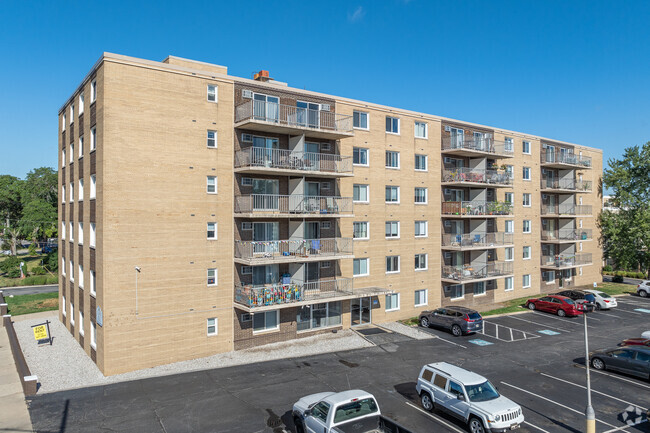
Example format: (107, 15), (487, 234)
(31, 266), (47, 275)
(6, 267), (21, 278)
(45, 250), (58, 272)
(0, 256), (21, 274)
(635, 272), (646, 279)
(28, 243), (38, 256)
(45, 276), (58, 284)
(612, 275), (624, 283)
(602, 265), (613, 272)
(23, 275), (48, 286)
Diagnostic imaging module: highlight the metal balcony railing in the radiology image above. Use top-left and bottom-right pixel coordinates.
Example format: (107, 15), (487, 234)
(442, 136), (514, 156)
(442, 232), (514, 248)
(442, 262), (514, 282)
(234, 277), (354, 309)
(541, 229), (593, 241)
(541, 204), (593, 216)
(541, 253), (593, 267)
(235, 194), (353, 216)
(541, 178), (593, 191)
(235, 100), (353, 133)
(442, 167), (513, 186)
(541, 150), (592, 167)
(235, 147), (353, 174)
(442, 200), (513, 216)
(234, 238), (353, 261)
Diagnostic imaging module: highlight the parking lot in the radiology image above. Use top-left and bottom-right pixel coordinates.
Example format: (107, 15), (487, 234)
(27, 295), (650, 433)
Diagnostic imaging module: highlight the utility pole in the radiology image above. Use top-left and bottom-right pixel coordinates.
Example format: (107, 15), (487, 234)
(584, 311), (595, 433)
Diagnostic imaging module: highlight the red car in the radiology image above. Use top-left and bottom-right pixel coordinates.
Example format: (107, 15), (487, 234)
(621, 338), (650, 347)
(525, 295), (584, 317)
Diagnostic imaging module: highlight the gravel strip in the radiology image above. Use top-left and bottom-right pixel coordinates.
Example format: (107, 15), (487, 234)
(379, 321), (434, 340)
(14, 315), (373, 394)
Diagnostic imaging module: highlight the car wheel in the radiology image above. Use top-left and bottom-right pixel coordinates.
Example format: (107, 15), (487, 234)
(451, 324), (463, 337)
(640, 290), (649, 298)
(557, 309), (567, 317)
(591, 357), (605, 370)
(595, 303), (601, 311)
(469, 416), (486, 433)
(420, 392), (434, 412)
(527, 302), (536, 310)
(420, 317), (430, 328)
(294, 417), (305, 433)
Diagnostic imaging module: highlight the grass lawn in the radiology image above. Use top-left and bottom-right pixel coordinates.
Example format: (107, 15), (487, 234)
(0, 253), (56, 287)
(5, 292), (59, 316)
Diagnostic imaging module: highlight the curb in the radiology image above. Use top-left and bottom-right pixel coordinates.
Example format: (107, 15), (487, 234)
(1, 284), (59, 291)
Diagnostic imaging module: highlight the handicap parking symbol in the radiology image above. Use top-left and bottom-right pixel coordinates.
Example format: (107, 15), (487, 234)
(634, 308), (650, 314)
(538, 330), (561, 335)
(468, 339), (493, 346)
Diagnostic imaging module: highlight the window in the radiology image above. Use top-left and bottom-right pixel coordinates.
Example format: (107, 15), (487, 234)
(523, 246), (531, 260)
(69, 222), (73, 241)
(297, 301), (342, 331)
(321, 221), (331, 229)
(312, 402), (331, 423)
(62, 222), (66, 240)
(78, 179), (84, 201)
(385, 221), (400, 238)
(207, 318), (218, 336)
(253, 311), (278, 332)
(433, 374), (448, 390)
(414, 121), (428, 139)
(415, 221), (428, 237)
(70, 144), (74, 163)
(90, 321), (97, 348)
(542, 271), (554, 283)
(415, 289), (428, 306)
(385, 116), (400, 134)
(62, 295), (66, 315)
(78, 222), (83, 245)
(353, 222), (369, 240)
(79, 310), (84, 335)
(504, 137), (514, 152)
(70, 259), (74, 282)
(386, 255), (400, 273)
(90, 127), (97, 151)
(523, 193), (531, 207)
(523, 220), (531, 233)
(61, 184), (65, 203)
(90, 175), (96, 199)
(523, 140), (531, 154)
(353, 147), (368, 165)
(69, 182), (73, 202)
(207, 85), (217, 102)
(523, 274), (531, 288)
(579, 267), (583, 276)
(62, 149), (66, 168)
(79, 92), (84, 115)
(385, 151), (400, 169)
(207, 268), (218, 286)
(415, 254), (428, 271)
(505, 220), (514, 234)
(70, 104), (74, 123)
(207, 130), (217, 148)
(505, 277), (514, 291)
(353, 184), (369, 203)
(579, 219), (583, 228)
(90, 79), (97, 103)
(505, 165), (514, 178)
(90, 270), (96, 296)
(90, 223), (96, 248)
(353, 111), (368, 129)
(320, 261), (331, 268)
(70, 302), (74, 325)
(207, 176), (217, 194)
(385, 186), (400, 203)
(62, 113), (66, 131)
(415, 154), (428, 171)
(505, 247), (514, 261)
(474, 282), (486, 296)
(449, 381), (464, 398)
(385, 293), (400, 311)
(579, 242), (583, 252)
(450, 284), (464, 300)
(504, 192), (513, 204)
(414, 187), (428, 204)
(62, 258), (66, 276)
(79, 136), (84, 158)
(207, 222), (217, 239)
(523, 167), (531, 180)
(78, 264), (84, 288)
(353, 258), (369, 276)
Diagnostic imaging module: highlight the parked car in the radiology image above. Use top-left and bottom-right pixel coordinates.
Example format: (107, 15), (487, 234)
(637, 281), (650, 298)
(419, 306), (483, 336)
(590, 346), (650, 380)
(41, 244), (57, 254)
(582, 289), (618, 310)
(555, 290), (596, 312)
(525, 295), (584, 317)
(416, 362), (524, 433)
(643, 331), (650, 339)
(1, 250), (11, 256)
(292, 390), (414, 433)
(621, 338), (650, 347)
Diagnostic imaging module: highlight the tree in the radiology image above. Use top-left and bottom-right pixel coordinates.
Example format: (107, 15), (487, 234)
(599, 141), (650, 277)
(18, 199), (57, 240)
(21, 167), (58, 208)
(0, 175), (23, 228)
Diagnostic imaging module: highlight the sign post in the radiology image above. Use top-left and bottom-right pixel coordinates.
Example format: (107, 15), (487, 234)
(31, 320), (52, 345)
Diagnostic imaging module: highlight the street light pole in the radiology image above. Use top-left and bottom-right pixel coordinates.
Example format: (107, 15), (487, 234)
(584, 310), (595, 433)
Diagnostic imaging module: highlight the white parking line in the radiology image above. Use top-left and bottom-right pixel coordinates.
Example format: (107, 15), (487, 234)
(524, 421), (551, 433)
(430, 333), (468, 349)
(405, 401), (466, 433)
(507, 315), (572, 332)
(602, 419), (648, 433)
(574, 364), (650, 390)
(500, 382), (629, 431)
(539, 372), (649, 410)
(480, 321), (540, 342)
(530, 311), (597, 327)
(602, 308), (644, 316)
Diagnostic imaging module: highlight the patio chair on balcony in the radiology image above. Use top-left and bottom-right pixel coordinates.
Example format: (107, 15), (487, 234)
(310, 239), (321, 254)
(473, 234), (482, 245)
(452, 234), (462, 246)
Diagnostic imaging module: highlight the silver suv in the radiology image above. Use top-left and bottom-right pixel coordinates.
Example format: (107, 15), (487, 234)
(637, 281), (649, 298)
(416, 362), (524, 433)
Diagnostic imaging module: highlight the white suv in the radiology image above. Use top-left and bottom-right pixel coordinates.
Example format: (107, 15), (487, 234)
(416, 362), (523, 433)
(637, 281), (649, 298)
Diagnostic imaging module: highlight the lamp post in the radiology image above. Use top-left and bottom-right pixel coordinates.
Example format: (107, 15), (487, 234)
(584, 310), (595, 433)
(135, 266), (141, 315)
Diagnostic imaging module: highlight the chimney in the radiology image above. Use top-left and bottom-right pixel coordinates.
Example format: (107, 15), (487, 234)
(253, 70), (271, 82)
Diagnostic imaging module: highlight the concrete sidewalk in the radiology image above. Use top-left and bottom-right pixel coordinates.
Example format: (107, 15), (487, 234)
(0, 328), (33, 432)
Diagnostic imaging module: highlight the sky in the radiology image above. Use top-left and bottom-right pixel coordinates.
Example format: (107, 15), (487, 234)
(1, 0), (649, 179)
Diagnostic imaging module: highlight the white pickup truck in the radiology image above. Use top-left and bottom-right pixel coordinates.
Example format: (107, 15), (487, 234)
(292, 390), (413, 433)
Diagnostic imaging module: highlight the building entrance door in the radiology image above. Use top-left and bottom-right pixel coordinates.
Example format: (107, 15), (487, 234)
(351, 297), (371, 326)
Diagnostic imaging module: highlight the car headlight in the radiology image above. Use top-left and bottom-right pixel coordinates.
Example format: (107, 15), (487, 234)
(494, 415), (501, 422)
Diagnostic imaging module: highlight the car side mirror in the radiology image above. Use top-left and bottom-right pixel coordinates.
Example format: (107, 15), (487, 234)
(304, 409), (312, 418)
(457, 394), (465, 401)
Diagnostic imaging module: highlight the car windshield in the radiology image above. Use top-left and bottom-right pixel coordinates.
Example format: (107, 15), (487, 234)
(465, 381), (500, 402)
(564, 298), (576, 305)
(467, 312), (482, 320)
(333, 398), (378, 424)
(596, 292), (611, 298)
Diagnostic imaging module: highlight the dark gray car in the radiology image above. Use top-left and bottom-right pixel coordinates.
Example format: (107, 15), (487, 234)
(419, 307), (483, 337)
(590, 346), (650, 380)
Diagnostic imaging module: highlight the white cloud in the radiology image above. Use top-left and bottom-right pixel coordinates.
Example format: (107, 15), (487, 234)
(348, 6), (365, 23)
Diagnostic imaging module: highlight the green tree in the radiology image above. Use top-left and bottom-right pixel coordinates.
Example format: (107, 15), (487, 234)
(0, 175), (23, 227)
(18, 199), (57, 240)
(21, 167), (58, 208)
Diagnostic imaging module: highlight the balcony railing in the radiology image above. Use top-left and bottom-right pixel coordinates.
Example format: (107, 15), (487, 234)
(235, 147), (353, 175)
(442, 232), (514, 248)
(442, 262), (514, 282)
(541, 253), (593, 268)
(442, 200), (513, 216)
(442, 167), (513, 186)
(541, 150), (592, 167)
(235, 100), (353, 134)
(235, 277), (354, 309)
(442, 136), (514, 157)
(235, 194), (353, 216)
(234, 238), (353, 262)
(541, 179), (593, 192)
(541, 229), (593, 241)
(541, 204), (593, 216)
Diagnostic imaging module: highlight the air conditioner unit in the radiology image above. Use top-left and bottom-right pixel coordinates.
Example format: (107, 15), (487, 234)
(444, 126), (451, 132)
(241, 222), (253, 230)
(444, 252), (452, 259)
(320, 261), (331, 268)
(444, 157), (453, 164)
(242, 89), (253, 99)
(320, 182), (330, 190)
(241, 313), (252, 322)
(242, 134), (253, 143)
(321, 221), (331, 229)
(321, 143), (331, 151)
(444, 221), (451, 227)
(241, 266), (252, 275)
(241, 178), (253, 186)
(320, 104), (331, 111)
(444, 188), (451, 195)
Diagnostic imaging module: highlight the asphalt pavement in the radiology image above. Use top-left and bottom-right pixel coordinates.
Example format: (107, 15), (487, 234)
(1, 284), (58, 296)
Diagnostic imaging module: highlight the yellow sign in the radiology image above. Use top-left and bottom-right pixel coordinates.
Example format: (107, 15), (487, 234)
(33, 325), (49, 341)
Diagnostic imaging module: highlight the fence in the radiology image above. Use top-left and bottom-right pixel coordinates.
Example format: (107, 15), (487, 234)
(442, 200), (513, 216)
(235, 147), (353, 174)
(234, 278), (353, 308)
(442, 232), (514, 247)
(442, 262), (513, 281)
(235, 238), (353, 261)
(235, 194), (353, 215)
(442, 167), (513, 186)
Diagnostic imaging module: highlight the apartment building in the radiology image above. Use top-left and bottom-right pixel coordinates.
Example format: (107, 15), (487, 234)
(58, 53), (603, 375)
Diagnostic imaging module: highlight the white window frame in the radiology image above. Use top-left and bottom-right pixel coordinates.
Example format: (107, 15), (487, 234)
(70, 104), (74, 123)
(252, 311), (279, 333)
(62, 294), (66, 315)
(353, 147), (369, 166)
(505, 220), (514, 234)
(90, 79), (97, 103)
(70, 144), (74, 163)
(353, 222), (369, 240)
(523, 167), (531, 181)
(523, 220), (531, 233)
(78, 179), (84, 201)
(414, 289), (428, 307)
(415, 253), (428, 271)
(62, 149), (66, 168)
(90, 223), (96, 248)
(78, 264), (84, 288)
(523, 193), (531, 207)
(79, 135), (84, 159)
(504, 192), (513, 204)
(207, 85), (218, 102)
(414, 187), (428, 204)
(69, 222), (74, 242)
(353, 110), (369, 130)
(385, 221), (400, 239)
(414, 121), (428, 139)
(415, 221), (428, 238)
(207, 222), (217, 240)
(505, 276), (514, 292)
(61, 222), (66, 240)
(207, 268), (218, 286)
(386, 255), (400, 274)
(90, 321), (97, 348)
(90, 174), (96, 199)
(385, 151), (400, 169)
(449, 284), (464, 300)
(415, 154), (428, 171)
(90, 270), (96, 296)
(207, 176), (217, 194)
(69, 182), (73, 203)
(385, 186), (400, 204)
(70, 302), (75, 325)
(79, 92), (84, 115)
(353, 184), (369, 203)
(523, 140), (531, 154)
(473, 282), (486, 297)
(385, 116), (400, 135)
(353, 258), (369, 277)
(505, 247), (514, 262)
(579, 242), (583, 252)
(207, 130), (217, 148)
(385, 293), (400, 312)
(62, 257), (66, 276)
(523, 274), (531, 289)
(241, 266), (252, 275)
(90, 127), (97, 151)
(78, 310), (84, 335)
(61, 184), (66, 203)
(207, 317), (218, 336)
(78, 222), (83, 245)
(523, 246), (531, 260)
(70, 259), (74, 282)
(62, 113), (66, 131)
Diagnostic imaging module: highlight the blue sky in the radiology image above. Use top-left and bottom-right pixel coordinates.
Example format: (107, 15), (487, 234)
(1, 0), (648, 178)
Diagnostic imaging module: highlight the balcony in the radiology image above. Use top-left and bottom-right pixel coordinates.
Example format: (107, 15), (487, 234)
(541, 204), (593, 216)
(234, 148), (353, 177)
(235, 100), (354, 139)
(540, 179), (593, 193)
(541, 150), (592, 168)
(442, 167), (513, 187)
(442, 136), (514, 158)
(234, 238), (354, 265)
(441, 232), (514, 250)
(541, 253), (593, 269)
(442, 261), (514, 283)
(442, 200), (513, 217)
(235, 194), (354, 218)
(541, 229), (593, 243)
